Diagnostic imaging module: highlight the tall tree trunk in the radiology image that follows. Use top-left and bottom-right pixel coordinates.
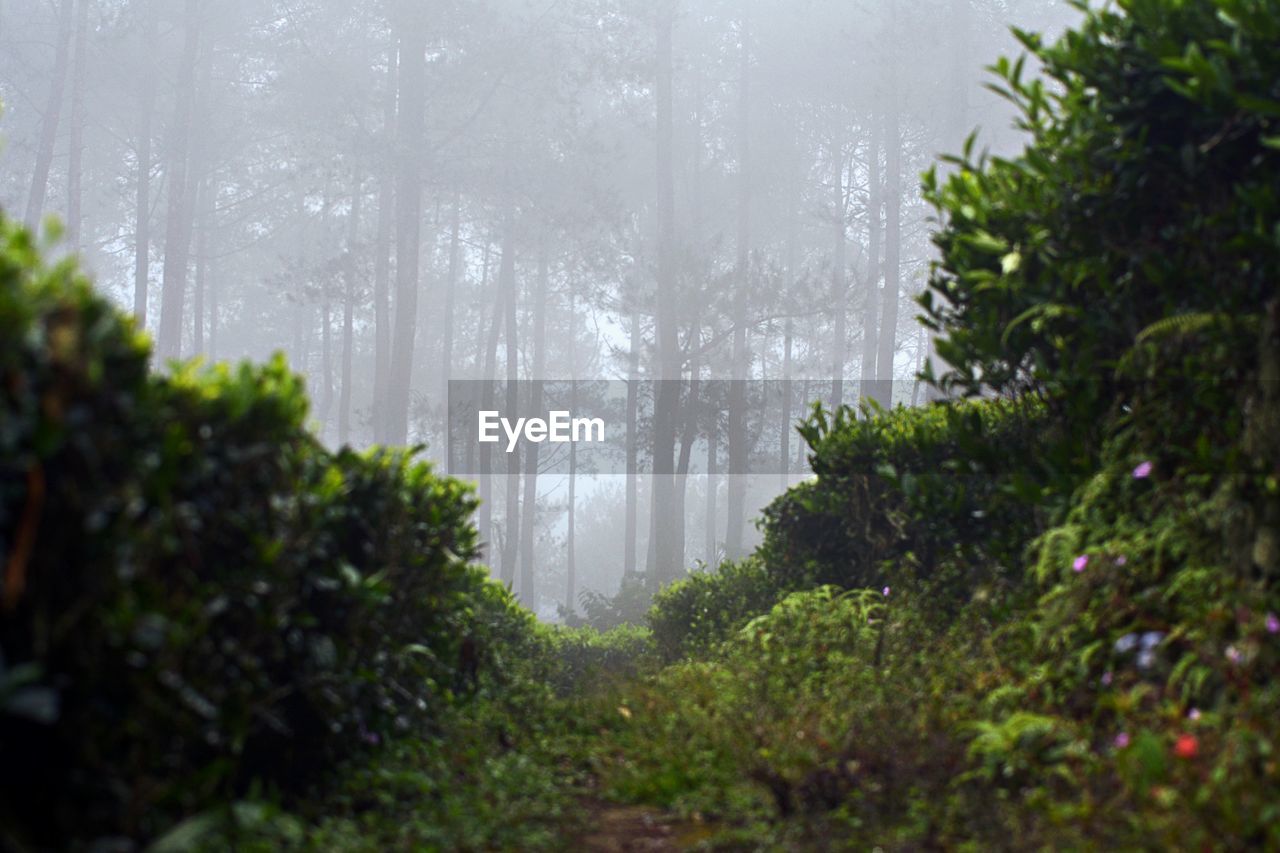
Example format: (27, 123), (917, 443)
(780, 318), (793, 492)
(650, 4), (681, 585)
(565, 285), (578, 613)
(133, 0), (157, 326)
(518, 252), (549, 605)
(673, 320), (702, 572)
(192, 177), (212, 355)
(478, 241), (503, 562)
(705, 404), (718, 565)
(859, 116), (883, 404)
(66, 0), (90, 250)
(773, 199), (793, 489)
(829, 138), (848, 410)
(25, 0), (74, 229)
(624, 299), (640, 579)
(385, 7), (426, 446)
(156, 0), (201, 361)
(321, 295), (334, 434)
(499, 218), (520, 588)
(442, 193), (462, 471)
(875, 101), (902, 408)
(724, 12), (752, 560)
(372, 44), (398, 443)
(208, 233), (218, 360)
(340, 169), (361, 445)
(188, 37), (214, 358)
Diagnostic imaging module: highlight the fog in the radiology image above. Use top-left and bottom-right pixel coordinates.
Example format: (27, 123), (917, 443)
(0, 0), (1076, 620)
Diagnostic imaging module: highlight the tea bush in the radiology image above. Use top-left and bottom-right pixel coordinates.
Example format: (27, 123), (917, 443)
(0, 213), (530, 847)
(760, 397), (1050, 606)
(646, 557), (780, 662)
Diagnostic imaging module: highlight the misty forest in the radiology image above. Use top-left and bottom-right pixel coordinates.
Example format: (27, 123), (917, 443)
(2, 0), (1279, 848)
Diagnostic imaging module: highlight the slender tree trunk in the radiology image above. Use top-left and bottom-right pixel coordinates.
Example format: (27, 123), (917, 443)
(25, 0), (74, 230)
(624, 300), (640, 578)
(725, 12), (752, 560)
(188, 38), (214, 358)
(156, 0), (201, 361)
(518, 252), (549, 605)
(133, 1), (157, 326)
(650, 4), (682, 586)
(499, 218), (520, 587)
(321, 294), (334, 434)
(442, 193), (462, 470)
(372, 44), (397, 443)
(829, 138), (848, 410)
(340, 169), (361, 445)
(66, 0), (90, 250)
(859, 116), (883, 404)
(780, 200), (798, 490)
(208, 236), (218, 359)
(192, 177), (212, 355)
(478, 242), (503, 561)
(469, 241), (492, 478)
(566, 403), (577, 610)
(673, 321), (702, 573)
(780, 318), (793, 491)
(386, 8), (426, 446)
(705, 404), (718, 565)
(875, 101), (902, 408)
(565, 285), (578, 613)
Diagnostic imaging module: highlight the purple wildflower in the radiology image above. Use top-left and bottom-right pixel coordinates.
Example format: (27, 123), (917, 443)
(1226, 645), (1243, 664)
(1114, 555), (1127, 567)
(1114, 732), (1130, 749)
(1266, 612), (1279, 635)
(1101, 671), (1113, 686)
(1073, 555), (1089, 573)
(1187, 708), (1201, 721)
(883, 586), (891, 597)
(1132, 461), (1153, 479)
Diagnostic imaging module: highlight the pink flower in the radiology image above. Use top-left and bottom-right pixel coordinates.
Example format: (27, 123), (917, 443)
(883, 586), (891, 597)
(1114, 732), (1130, 749)
(1073, 555), (1089, 573)
(1114, 555), (1127, 566)
(1266, 612), (1279, 634)
(1133, 461), (1153, 479)
(1187, 708), (1201, 721)
(1101, 671), (1113, 686)
(1226, 645), (1243, 664)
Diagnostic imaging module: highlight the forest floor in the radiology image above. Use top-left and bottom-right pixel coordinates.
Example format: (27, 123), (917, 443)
(575, 798), (715, 852)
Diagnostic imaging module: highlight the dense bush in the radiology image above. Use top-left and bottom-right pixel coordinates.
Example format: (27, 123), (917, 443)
(545, 624), (655, 695)
(647, 558), (780, 662)
(920, 0), (1280, 460)
(0, 215), (527, 847)
(760, 398), (1050, 605)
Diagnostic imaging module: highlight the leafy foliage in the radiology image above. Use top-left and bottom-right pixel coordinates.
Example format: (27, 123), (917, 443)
(647, 558), (781, 662)
(0, 213), (532, 847)
(761, 398), (1050, 605)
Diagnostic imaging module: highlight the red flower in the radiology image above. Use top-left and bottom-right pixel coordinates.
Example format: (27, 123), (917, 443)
(1173, 733), (1199, 759)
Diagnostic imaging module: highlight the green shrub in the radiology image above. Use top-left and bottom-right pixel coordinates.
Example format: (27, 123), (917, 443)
(647, 558), (780, 662)
(546, 623), (654, 695)
(0, 213), (524, 847)
(920, 0), (1280, 467)
(761, 398), (1050, 606)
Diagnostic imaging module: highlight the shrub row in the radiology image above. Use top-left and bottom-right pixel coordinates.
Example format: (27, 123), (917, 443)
(0, 218), (527, 847)
(761, 398), (1051, 603)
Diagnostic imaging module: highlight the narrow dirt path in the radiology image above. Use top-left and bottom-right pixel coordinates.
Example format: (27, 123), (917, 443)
(575, 799), (717, 852)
